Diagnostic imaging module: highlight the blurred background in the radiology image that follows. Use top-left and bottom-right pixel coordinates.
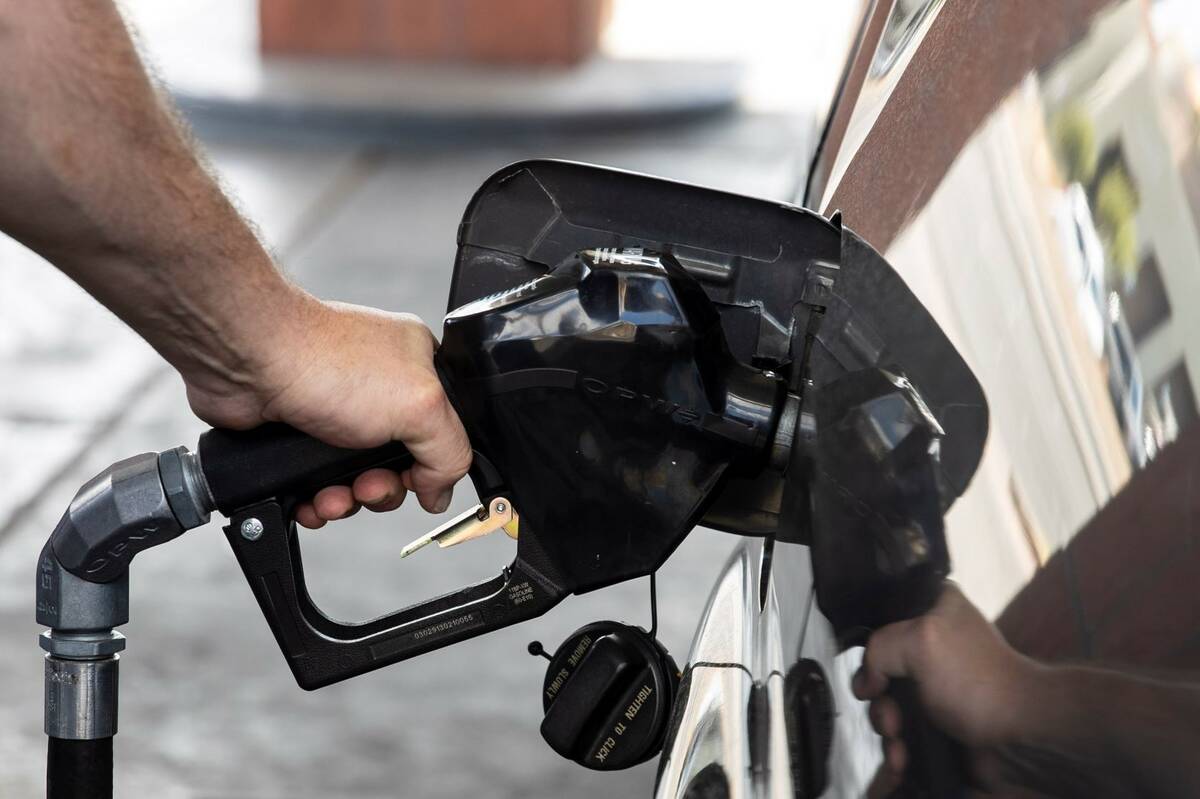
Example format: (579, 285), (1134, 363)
(0, 1), (858, 797)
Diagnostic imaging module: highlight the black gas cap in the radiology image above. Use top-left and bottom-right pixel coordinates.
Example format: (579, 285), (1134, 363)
(538, 621), (679, 770)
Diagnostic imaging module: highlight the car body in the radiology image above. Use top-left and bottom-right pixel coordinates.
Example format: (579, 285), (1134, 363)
(656, 1), (1200, 795)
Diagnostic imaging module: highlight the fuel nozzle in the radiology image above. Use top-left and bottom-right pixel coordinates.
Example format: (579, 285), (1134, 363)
(781, 366), (951, 643)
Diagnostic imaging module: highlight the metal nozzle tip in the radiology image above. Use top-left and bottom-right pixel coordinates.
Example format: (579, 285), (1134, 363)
(399, 540), (426, 559)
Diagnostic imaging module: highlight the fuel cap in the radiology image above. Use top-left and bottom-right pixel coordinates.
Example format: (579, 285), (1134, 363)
(537, 621), (679, 770)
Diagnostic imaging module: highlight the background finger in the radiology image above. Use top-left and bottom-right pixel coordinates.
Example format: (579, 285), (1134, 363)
(853, 662), (890, 700)
(869, 696), (903, 739)
(866, 762), (902, 799)
(862, 618), (921, 692)
(884, 737), (908, 775)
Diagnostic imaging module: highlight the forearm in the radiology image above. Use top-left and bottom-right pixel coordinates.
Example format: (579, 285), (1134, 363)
(998, 664), (1200, 798)
(0, 0), (304, 385)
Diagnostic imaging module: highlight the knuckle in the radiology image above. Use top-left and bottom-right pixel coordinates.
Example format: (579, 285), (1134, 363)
(394, 311), (426, 328)
(405, 376), (448, 418)
(864, 630), (887, 665)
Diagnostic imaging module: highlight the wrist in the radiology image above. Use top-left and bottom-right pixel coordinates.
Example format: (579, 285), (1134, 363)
(1007, 661), (1095, 751)
(993, 654), (1053, 747)
(240, 273), (321, 370)
(173, 260), (317, 396)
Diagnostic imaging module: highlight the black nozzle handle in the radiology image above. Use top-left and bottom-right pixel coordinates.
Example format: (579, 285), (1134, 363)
(222, 498), (565, 688)
(198, 424), (568, 689)
(198, 423), (415, 515)
(890, 679), (970, 798)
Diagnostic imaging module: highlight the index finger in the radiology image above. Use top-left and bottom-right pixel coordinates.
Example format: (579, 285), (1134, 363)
(396, 382), (472, 513)
(858, 617), (922, 699)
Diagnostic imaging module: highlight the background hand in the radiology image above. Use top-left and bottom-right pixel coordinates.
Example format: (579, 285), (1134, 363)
(853, 583), (1038, 794)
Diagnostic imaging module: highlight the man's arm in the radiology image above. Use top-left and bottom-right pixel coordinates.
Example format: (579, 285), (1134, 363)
(855, 584), (1200, 798)
(0, 0), (471, 523)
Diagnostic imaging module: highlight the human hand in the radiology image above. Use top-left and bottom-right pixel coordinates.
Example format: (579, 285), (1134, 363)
(852, 583), (1038, 795)
(183, 295), (472, 528)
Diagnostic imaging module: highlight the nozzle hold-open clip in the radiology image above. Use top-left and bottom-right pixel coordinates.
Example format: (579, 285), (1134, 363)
(400, 496), (519, 558)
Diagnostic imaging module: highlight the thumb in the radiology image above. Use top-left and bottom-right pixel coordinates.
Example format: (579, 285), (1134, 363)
(856, 617), (924, 700)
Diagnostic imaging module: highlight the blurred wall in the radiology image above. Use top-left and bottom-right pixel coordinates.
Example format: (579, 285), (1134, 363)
(259, 0), (611, 65)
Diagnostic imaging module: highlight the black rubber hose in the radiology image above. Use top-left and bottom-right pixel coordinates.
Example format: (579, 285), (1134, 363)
(47, 737), (112, 799)
(890, 679), (970, 798)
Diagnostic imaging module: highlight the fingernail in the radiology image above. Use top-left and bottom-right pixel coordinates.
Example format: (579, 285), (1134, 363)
(433, 489), (452, 514)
